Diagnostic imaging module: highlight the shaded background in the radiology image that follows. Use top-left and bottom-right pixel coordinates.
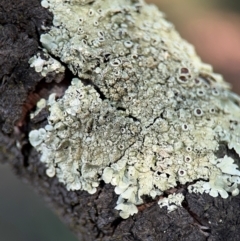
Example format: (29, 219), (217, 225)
(0, 165), (78, 241)
(1, 1), (240, 241)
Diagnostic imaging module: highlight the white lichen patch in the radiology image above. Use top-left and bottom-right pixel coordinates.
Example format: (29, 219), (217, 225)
(158, 193), (185, 212)
(29, 0), (240, 219)
(30, 98), (47, 119)
(29, 52), (65, 80)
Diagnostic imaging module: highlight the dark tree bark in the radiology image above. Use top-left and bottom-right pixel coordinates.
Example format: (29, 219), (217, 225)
(1, 1), (240, 241)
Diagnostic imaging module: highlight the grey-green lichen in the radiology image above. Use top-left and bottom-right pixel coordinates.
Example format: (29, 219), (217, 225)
(29, 0), (240, 218)
(29, 51), (65, 80)
(158, 193), (184, 212)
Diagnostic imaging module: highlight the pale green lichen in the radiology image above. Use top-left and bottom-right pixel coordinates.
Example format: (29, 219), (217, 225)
(158, 193), (184, 212)
(30, 98), (47, 119)
(29, 52), (65, 80)
(29, 0), (240, 219)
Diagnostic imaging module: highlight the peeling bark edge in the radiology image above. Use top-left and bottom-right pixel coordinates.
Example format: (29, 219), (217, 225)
(1, 0), (240, 241)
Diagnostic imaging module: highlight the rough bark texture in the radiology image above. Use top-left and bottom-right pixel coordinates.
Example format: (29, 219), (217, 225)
(1, 0), (240, 241)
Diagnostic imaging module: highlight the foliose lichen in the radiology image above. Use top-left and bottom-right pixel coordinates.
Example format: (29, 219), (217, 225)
(29, 0), (240, 218)
(158, 193), (184, 212)
(29, 51), (65, 80)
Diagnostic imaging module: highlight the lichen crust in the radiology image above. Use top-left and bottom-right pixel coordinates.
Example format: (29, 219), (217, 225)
(29, 0), (240, 218)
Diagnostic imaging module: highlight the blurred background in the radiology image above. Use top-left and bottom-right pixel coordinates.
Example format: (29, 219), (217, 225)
(1, 1), (240, 241)
(148, 0), (240, 94)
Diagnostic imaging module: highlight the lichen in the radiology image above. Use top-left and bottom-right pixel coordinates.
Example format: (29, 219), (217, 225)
(30, 98), (47, 119)
(158, 193), (184, 212)
(29, 51), (65, 80)
(29, 0), (240, 218)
